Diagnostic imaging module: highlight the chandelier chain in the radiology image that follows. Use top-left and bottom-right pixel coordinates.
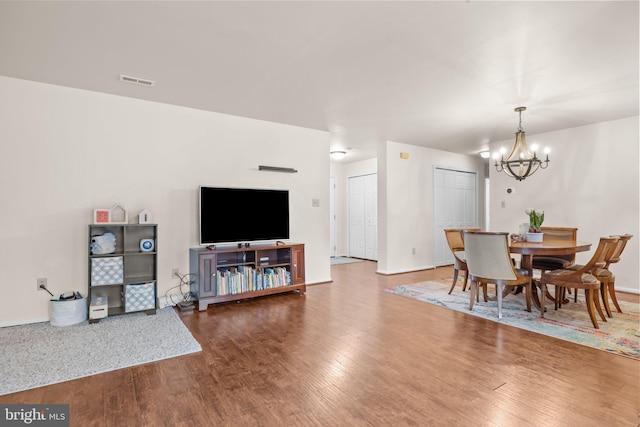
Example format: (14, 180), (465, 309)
(518, 109), (523, 132)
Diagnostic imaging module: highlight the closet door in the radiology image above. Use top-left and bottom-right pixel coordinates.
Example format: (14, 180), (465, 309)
(330, 176), (337, 257)
(349, 174), (378, 260)
(349, 176), (366, 258)
(433, 168), (477, 267)
(364, 174), (378, 260)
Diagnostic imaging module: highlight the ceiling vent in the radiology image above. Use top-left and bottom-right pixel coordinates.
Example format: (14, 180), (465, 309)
(119, 74), (156, 87)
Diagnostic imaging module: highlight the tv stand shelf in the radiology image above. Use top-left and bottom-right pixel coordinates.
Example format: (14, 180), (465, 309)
(189, 243), (305, 311)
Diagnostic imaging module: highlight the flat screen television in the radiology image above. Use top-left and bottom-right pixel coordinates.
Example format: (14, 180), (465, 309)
(199, 186), (290, 245)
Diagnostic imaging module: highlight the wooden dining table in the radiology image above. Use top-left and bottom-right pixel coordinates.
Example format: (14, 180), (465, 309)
(509, 238), (592, 312)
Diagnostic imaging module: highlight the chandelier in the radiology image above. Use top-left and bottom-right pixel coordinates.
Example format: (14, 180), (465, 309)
(494, 107), (550, 181)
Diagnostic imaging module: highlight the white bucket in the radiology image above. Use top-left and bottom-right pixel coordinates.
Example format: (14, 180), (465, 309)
(50, 294), (88, 327)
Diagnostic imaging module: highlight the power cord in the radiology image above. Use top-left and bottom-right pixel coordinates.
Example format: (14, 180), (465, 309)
(165, 272), (196, 309)
(39, 284), (54, 297)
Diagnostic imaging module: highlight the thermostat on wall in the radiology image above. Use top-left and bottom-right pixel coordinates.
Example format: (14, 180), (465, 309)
(140, 239), (154, 252)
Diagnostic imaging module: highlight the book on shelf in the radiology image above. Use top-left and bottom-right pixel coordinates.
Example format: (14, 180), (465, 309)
(216, 265), (292, 296)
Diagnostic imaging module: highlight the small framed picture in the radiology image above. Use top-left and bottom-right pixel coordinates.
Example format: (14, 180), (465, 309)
(94, 209), (110, 224)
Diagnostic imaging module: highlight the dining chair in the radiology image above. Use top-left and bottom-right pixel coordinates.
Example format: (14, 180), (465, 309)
(586, 234), (633, 317)
(444, 228), (480, 294)
(464, 231), (532, 319)
(539, 236), (618, 329)
(531, 227), (578, 272)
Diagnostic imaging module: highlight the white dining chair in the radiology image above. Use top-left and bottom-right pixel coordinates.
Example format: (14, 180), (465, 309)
(464, 231), (532, 319)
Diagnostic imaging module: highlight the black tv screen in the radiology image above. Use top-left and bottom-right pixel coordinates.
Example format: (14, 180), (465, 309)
(199, 186), (290, 245)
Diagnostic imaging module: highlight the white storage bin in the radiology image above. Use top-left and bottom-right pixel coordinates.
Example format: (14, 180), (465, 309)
(89, 296), (109, 320)
(124, 282), (155, 312)
(50, 294), (87, 327)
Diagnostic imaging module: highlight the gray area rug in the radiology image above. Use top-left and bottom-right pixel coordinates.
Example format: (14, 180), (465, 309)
(0, 307), (201, 396)
(330, 256), (365, 265)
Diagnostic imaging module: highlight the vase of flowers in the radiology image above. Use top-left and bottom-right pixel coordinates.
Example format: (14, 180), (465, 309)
(525, 208), (544, 242)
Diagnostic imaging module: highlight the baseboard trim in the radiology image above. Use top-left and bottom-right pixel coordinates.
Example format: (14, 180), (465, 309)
(0, 317), (49, 328)
(616, 286), (639, 295)
(306, 277), (332, 286)
(376, 265), (436, 275)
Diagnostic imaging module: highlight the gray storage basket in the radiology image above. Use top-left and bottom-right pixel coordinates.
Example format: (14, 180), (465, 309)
(50, 294), (88, 327)
(124, 282), (155, 312)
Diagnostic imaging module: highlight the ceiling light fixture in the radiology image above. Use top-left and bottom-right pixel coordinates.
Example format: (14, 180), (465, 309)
(330, 150), (346, 160)
(479, 151), (491, 159)
(494, 107), (550, 181)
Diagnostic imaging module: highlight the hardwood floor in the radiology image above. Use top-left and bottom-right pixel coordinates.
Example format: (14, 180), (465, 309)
(3, 262), (639, 426)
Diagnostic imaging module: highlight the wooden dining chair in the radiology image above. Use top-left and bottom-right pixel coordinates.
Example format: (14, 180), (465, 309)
(539, 236), (618, 329)
(591, 234), (633, 316)
(444, 228), (480, 294)
(564, 234), (633, 314)
(464, 231), (532, 319)
(531, 227), (578, 272)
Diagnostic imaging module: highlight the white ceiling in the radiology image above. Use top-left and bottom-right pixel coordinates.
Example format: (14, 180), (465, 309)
(0, 1), (637, 162)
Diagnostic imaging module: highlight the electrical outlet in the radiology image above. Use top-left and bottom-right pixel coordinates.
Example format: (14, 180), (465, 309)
(37, 277), (47, 291)
(172, 268), (180, 279)
(412, 248), (416, 255)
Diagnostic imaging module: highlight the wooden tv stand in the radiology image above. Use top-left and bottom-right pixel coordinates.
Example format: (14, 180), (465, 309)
(189, 243), (305, 311)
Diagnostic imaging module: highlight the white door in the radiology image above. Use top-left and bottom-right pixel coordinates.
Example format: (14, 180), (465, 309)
(349, 174), (378, 260)
(349, 176), (366, 258)
(433, 168), (477, 267)
(364, 174), (378, 260)
(330, 176), (337, 257)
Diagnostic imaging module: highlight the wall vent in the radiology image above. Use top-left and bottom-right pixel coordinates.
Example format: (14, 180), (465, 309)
(119, 74), (156, 87)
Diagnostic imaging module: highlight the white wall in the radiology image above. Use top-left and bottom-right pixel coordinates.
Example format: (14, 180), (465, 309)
(330, 158), (377, 256)
(0, 76), (331, 326)
(489, 116), (639, 293)
(378, 141), (486, 274)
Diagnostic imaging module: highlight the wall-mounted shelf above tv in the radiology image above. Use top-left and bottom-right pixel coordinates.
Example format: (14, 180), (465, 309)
(258, 165), (298, 173)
